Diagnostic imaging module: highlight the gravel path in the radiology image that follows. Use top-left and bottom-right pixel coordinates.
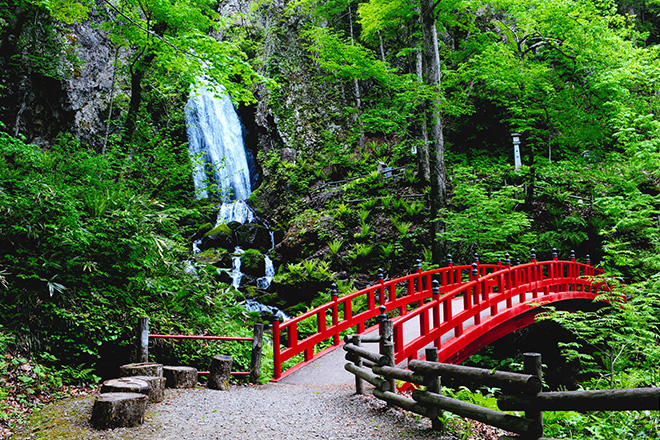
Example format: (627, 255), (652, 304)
(147, 383), (437, 440)
(13, 383), (444, 440)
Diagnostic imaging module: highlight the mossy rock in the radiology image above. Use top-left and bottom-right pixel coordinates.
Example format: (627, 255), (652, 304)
(196, 222), (213, 236)
(194, 248), (231, 267)
(204, 223), (232, 237)
(240, 248), (265, 276)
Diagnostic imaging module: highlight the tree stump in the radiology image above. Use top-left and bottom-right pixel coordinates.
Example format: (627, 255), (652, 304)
(119, 362), (163, 377)
(207, 355), (233, 390)
(130, 375), (166, 403)
(163, 366), (197, 388)
(100, 378), (150, 397)
(90, 392), (147, 429)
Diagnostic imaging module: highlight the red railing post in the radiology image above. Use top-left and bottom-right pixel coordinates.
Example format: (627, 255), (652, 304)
(331, 284), (340, 345)
(273, 317), (281, 380)
(570, 249), (577, 290)
(378, 268), (386, 306)
(550, 248), (558, 293)
(431, 280), (441, 349)
(471, 264), (481, 325)
(415, 260), (425, 310)
(530, 248), (538, 299)
(447, 254), (454, 285)
(504, 254), (513, 309)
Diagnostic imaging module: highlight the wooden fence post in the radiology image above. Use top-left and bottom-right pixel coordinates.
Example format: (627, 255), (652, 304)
(425, 347), (443, 431)
(524, 352), (543, 438)
(137, 317), (149, 363)
(352, 335), (364, 395)
(249, 323), (263, 384)
(379, 306), (396, 393)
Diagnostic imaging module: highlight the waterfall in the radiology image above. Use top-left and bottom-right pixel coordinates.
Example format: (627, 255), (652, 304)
(256, 255), (274, 290)
(185, 81), (254, 225)
(231, 247), (245, 289)
(185, 80), (276, 292)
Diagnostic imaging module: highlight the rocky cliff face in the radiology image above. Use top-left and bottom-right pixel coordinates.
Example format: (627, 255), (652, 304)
(61, 13), (119, 150)
(0, 2), (119, 150)
(251, 0), (351, 158)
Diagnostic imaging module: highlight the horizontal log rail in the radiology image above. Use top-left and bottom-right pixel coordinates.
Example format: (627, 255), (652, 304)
(408, 359), (542, 395)
(137, 317), (263, 383)
(272, 250), (607, 381)
(343, 320), (655, 440)
(498, 388), (660, 412)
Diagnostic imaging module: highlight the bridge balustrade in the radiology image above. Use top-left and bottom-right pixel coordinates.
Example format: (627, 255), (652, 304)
(272, 253), (604, 381)
(392, 259), (604, 366)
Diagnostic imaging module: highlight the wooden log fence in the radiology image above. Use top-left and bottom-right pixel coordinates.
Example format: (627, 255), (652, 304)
(137, 317), (263, 384)
(343, 313), (660, 440)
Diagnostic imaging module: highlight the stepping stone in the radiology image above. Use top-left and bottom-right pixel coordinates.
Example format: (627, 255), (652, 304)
(130, 375), (166, 403)
(90, 392), (147, 429)
(208, 355), (233, 390)
(119, 362), (163, 377)
(163, 366), (197, 388)
(100, 377), (150, 396)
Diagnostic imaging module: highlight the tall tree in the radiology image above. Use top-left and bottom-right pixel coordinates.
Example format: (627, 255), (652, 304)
(420, 0), (447, 263)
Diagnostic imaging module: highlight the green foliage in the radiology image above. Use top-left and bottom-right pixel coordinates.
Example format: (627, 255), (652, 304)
(538, 281), (660, 389)
(327, 238), (344, 255)
(440, 166), (532, 259)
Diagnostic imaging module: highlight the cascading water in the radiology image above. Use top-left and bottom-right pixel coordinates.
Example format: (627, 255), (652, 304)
(185, 80), (275, 291)
(186, 80), (254, 225)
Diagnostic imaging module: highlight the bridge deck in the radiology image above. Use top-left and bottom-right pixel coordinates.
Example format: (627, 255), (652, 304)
(280, 296), (490, 386)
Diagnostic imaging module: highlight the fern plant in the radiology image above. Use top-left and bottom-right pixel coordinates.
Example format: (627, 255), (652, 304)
(327, 238), (344, 255)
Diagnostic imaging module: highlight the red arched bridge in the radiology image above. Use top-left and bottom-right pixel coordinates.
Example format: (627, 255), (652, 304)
(272, 251), (609, 381)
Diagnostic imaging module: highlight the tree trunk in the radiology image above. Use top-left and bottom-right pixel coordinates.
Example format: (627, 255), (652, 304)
(163, 366), (197, 388)
(119, 362), (163, 378)
(420, 0), (447, 264)
(415, 46), (431, 183)
(348, 4), (365, 149)
(123, 51), (155, 146)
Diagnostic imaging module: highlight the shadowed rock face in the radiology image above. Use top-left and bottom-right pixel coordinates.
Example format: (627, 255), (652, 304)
(0, 4), (118, 149)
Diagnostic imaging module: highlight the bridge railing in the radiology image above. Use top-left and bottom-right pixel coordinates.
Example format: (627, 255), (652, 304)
(271, 251), (602, 380)
(272, 261), (488, 379)
(391, 257), (605, 365)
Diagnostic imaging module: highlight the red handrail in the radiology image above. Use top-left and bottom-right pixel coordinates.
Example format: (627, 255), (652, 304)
(272, 255), (606, 381)
(391, 260), (604, 366)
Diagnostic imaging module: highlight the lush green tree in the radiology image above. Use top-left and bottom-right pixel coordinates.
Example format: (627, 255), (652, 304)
(98, 0), (265, 145)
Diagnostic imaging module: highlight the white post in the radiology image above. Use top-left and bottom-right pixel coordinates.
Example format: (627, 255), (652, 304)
(512, 133), (522, 171)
